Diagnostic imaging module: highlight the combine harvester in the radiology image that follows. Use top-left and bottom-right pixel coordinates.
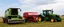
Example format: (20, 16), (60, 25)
(38, 9), (62, 22)
(23, 12), (40, 22)
(3, 8), (25, 23)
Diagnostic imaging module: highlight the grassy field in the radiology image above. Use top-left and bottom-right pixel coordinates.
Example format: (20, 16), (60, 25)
(0, 17), (64, 27)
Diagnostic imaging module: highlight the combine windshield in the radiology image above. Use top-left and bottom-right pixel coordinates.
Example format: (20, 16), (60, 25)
(11, 9), (18, 15)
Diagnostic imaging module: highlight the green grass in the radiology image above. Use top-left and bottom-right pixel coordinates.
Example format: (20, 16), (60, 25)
(0, 18), (64, 27)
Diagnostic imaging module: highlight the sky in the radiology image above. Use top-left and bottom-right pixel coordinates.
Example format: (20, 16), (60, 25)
(0, 0), (64, 17)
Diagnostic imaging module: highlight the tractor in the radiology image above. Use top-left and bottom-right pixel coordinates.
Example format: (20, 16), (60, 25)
(38, 9), (62, 22)
(2, 8), (25, 23)
(23, 12), (39, 22)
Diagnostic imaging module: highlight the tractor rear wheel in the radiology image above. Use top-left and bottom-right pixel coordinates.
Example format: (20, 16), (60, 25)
(36, 17), (42, 22)
(50, 18), (55, 22)
(38, 17), (42, 21)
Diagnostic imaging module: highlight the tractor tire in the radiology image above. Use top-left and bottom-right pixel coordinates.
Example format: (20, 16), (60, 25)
(37, 15), (44, 21)
(57, 20), (61, 22)
(36, 17), (42, 22)
(38, 17), (42, 21)
(50, 18), (55, 22)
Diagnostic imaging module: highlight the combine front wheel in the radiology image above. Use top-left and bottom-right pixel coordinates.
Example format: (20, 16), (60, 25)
(2, 18), (6, 23)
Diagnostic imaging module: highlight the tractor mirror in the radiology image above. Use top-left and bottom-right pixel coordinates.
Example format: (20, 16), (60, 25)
(20, 10), (21, 11)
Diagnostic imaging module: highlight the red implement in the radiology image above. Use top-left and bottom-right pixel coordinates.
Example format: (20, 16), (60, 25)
(23, 12), (39, 22)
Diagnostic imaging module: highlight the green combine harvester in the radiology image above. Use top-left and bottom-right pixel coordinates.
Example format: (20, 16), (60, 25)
(3, 8), (25, 23)
(38, 9), (62, 22)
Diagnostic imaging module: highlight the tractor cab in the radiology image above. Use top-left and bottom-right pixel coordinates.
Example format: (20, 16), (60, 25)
(43, 10), (53, 17)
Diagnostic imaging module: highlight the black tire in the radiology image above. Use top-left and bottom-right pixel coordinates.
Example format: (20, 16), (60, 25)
(55, 15), (62, 22)
(25, 19), (27, 22)
(2, 18), (6, 23)
(38, 15), (44, 21)
(57, 20), (61, 22)
(3, 18), (8, 23)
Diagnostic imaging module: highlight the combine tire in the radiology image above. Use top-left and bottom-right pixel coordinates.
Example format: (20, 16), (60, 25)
(2, 18), (6, 23)
(3, 18), (8, 23)
(25, 19), (27, 22)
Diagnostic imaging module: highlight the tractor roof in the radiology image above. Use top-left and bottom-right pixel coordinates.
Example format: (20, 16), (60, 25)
(43, 10), (52, 11)
(43, 9), (53, 11)
(43, 10), (53, 11)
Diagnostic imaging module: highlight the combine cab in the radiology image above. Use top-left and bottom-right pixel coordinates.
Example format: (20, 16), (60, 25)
(23, 12), (39, 22)
(3, 8), (25, 23)
(39, 9), (62, 22)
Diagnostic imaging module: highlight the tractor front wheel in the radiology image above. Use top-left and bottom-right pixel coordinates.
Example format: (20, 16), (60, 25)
(57, 20), (61, 22)
(3, 18), (8, 23)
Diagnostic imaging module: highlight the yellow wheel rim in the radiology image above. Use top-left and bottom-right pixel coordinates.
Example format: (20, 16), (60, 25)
(51, 19), (54, 22)
(38, 17), (41, 21)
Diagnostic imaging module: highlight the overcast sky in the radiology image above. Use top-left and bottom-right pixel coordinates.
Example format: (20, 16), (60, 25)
(0, 0), (64, 17)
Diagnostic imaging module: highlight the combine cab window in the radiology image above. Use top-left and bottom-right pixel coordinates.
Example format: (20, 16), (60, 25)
(11, 9), (18, 15)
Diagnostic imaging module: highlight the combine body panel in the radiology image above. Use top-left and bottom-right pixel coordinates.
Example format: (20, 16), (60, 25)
(3, 8), (25, 23)
(23, 12), (39, 22)
(39, 9), (62, 22)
